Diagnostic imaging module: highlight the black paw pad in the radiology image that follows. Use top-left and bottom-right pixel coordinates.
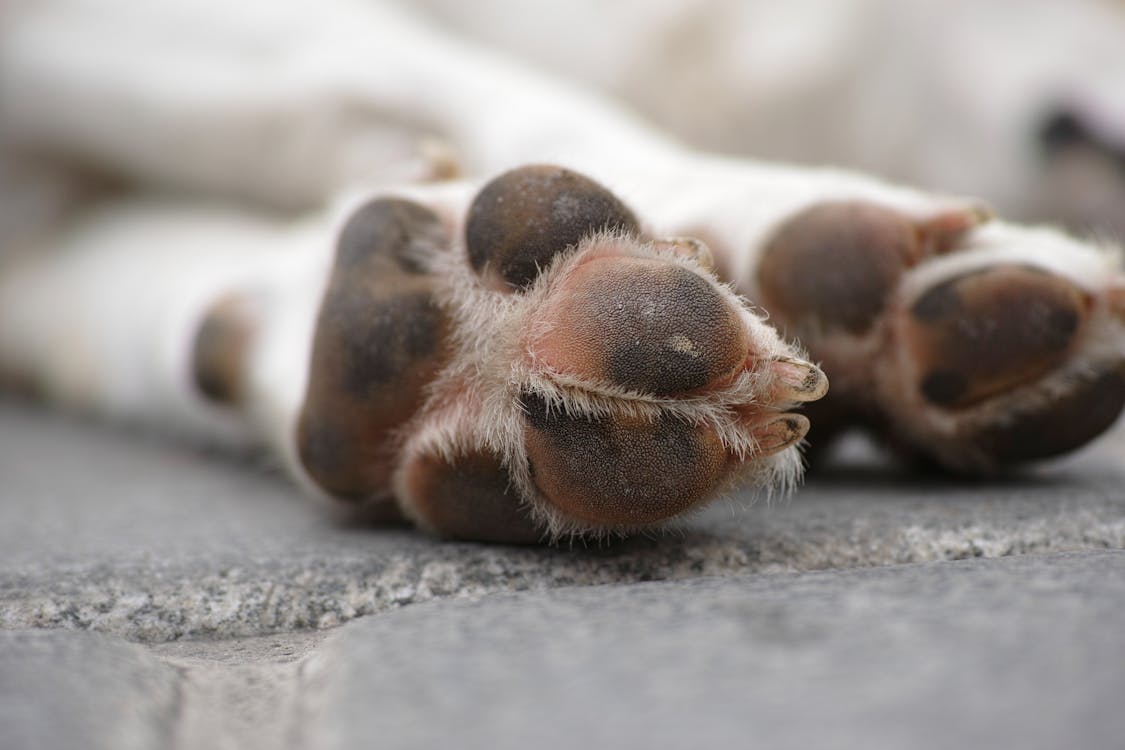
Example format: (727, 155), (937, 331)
(402, 449), (543, 544)
(337, 197), (446, 273)
(535, 258), (748, 395)
(296, 414), (373, 501)
(520, 391), (728, 525)
(297, 199), (452, 499)
(325, 289), (446, 398)
(465, 165), (639, 290)
(758, 202), (919, 335)
(297, 287), (450, 499)
(907, 265), (1087, 408)
(967, 366), (1125, 464)
(191, 295), (255, 405)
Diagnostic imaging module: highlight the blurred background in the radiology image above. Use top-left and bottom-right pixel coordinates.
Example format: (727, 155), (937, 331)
(419, 0), (1125, 237)
(1, 0), (1124, 252)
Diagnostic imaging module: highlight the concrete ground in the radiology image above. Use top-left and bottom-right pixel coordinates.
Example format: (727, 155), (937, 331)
(2, 400), (1124, 749)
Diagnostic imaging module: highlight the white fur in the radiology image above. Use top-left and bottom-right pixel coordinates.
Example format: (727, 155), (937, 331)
(410, 0), (1125, 231)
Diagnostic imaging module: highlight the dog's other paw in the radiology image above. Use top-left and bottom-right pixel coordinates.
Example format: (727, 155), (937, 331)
(756, 201), (1125, 472)
(297, 165), (827, 542)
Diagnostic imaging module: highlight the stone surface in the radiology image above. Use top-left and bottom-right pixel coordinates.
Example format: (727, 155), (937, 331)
(306, 550), (1125, 750)
(2, 402), (1124, 641)
(3, 552), (1124, 750)
(0, 629), (180, 750)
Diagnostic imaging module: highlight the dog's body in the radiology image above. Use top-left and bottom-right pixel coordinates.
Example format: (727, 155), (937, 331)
(2, 0), (1123, 542)
(413, 0), (1125, 235)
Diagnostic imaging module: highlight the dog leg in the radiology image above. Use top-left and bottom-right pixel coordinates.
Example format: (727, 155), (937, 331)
(0, 168), (828, 542)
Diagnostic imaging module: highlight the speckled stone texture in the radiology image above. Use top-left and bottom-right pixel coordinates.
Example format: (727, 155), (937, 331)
(2, 403), (1123, 641)
(2, 402), (1124, 749)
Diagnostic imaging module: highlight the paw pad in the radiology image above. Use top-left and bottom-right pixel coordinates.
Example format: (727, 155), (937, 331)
(757, 200), (989, 339)
(465, 165), (639, 290)
(966, 366), (1125, 463)
(297, 198), (452, 499)
(906, 265), (1087, 408)
(758, 202), (921, 335)
(533, 256), (749, 395)
(519, 391), (730, 526)
(191, 295), (257, 404)
(401, 449), (543, 543)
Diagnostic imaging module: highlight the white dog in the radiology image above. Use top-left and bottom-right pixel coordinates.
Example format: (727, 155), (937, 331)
(1, 0), (1122, 542)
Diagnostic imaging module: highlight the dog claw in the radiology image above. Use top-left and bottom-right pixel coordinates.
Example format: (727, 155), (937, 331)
(751, 414), (811, 456)
(771, 356), (829, 403)
(653, 236), (715, 273)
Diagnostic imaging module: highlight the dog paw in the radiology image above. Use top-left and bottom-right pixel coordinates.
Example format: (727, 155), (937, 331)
(297, 165), (827, 541)
(756, 200), (1125, 472)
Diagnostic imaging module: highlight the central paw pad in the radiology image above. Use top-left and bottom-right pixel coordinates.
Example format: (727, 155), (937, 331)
(532, 256), (750, 396)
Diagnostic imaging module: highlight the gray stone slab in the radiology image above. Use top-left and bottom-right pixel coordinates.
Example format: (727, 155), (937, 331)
(0, 628), (325, 750)
(0, 629), (180, 750)
(4, 551), (1122, 750)
(2, 402), (1124, 640)
(307, 550), (1125, 750)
